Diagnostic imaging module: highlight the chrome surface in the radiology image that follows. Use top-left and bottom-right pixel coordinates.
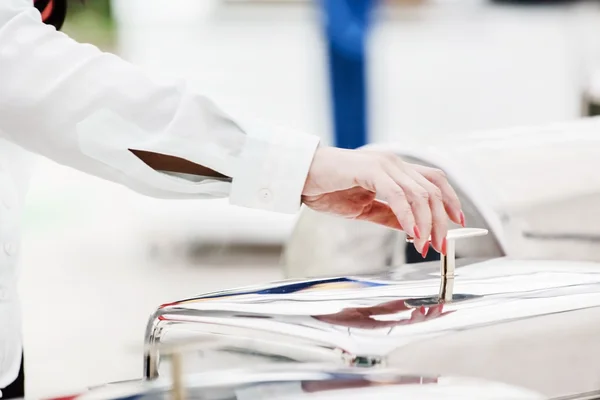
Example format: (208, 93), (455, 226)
(144, 253), (600, 399)
(65, 364), (544, 399)
(406, 228), (489, 301)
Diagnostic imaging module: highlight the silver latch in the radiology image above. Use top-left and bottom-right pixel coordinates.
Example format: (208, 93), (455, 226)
(407, 228), (488, 302)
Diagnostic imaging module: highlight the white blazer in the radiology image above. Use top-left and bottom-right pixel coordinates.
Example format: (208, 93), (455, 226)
(0, 0), (320, 390)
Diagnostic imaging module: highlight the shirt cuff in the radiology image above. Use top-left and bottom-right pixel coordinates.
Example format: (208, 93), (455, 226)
(229, 121), (321, 214)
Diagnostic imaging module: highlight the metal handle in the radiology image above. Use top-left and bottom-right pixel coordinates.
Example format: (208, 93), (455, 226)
(407, 228), (488, 302)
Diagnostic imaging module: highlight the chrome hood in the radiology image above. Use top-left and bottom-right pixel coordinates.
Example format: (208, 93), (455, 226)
(144, 251), (600, 399)
(53, 365), (543, 400)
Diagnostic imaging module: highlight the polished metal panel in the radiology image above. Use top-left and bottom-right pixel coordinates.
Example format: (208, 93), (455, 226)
(64, 365), (543, 400)
(144, 252), (600, 399)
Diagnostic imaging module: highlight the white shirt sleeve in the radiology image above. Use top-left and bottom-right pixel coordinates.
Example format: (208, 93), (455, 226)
(0, 0), (320, 214)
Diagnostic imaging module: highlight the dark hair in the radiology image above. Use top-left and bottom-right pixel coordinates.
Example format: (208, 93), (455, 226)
(35, 0), (68, 30)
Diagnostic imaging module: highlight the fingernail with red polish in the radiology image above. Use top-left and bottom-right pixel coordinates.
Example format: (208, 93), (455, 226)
(441, 238), (447, 256)
(459, 211), (466, 227)
(413, 226), (421, 239)
(421, 242), (430, 258)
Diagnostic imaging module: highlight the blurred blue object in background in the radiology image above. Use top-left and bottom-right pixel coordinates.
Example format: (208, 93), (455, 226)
(320, 0), (438, 265)
(320, 0), (379, 150)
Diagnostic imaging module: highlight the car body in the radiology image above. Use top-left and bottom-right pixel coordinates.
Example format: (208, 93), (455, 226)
(143, 231), (600, 399)
(44, 364), (544, 400)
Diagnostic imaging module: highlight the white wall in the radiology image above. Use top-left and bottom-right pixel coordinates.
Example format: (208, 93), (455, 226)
(112, 0), (600, 142)
(369, 1), (600, 142)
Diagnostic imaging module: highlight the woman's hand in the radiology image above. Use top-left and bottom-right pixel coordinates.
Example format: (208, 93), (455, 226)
(302, 147), (465, 256)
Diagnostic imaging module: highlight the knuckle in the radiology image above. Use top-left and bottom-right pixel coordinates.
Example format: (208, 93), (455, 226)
(388, 187), (407, 200)
(430, 168), (447, 182)
(417, 188), (430, 201)
(381, 151), (398, 162)
(374, 154), (390, 168)
(380, 158), (393, 169)
(430, 187), (443, 202)
(374, 152), (399, 167)
(408, 188), (430, 203)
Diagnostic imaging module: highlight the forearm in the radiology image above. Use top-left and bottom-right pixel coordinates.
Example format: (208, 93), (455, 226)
(0, 1), (319, 210)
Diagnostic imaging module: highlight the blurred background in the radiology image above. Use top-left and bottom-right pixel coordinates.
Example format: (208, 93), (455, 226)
(18, 0), (600, 397)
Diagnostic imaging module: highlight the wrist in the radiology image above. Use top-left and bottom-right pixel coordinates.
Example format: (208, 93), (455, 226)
(302, 145), (329, 197)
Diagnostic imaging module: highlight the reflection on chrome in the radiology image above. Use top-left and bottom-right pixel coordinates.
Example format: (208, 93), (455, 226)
(143, 231), (600, 399)
(70, 364), (544, 400)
